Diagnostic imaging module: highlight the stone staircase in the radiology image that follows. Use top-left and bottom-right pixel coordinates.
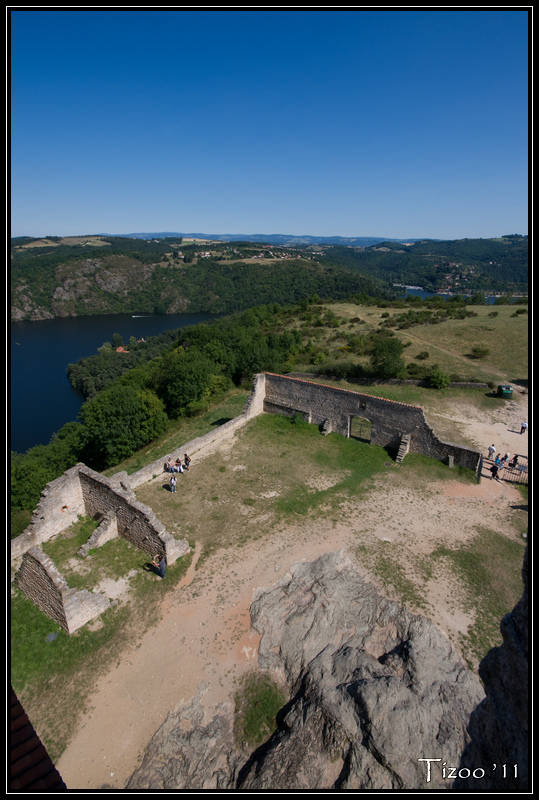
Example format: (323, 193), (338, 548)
(396, 433), (411, 463)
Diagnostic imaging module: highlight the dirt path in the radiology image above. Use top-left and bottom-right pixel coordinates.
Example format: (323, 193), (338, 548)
(56, 395), (528, 790)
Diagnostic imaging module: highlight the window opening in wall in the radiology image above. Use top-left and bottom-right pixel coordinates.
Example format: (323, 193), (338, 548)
(349, 415), (372, 443)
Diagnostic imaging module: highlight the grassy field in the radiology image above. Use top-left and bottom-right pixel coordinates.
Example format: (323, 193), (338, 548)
(135, 412), (396, 560)
(11, 394), (527, 761)
(11, 516), (193, 761)
(287, 301), (528, 386)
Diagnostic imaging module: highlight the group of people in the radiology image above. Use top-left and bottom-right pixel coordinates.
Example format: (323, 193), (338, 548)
(165, 454), (192, 493)
(487, 444), (522, 481)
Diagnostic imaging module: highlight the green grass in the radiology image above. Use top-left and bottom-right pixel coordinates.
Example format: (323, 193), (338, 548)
(288, 301), (528, 387)
(234, 671), (287, 749)
(11, 591), (128, 694)
(429, 528), (526, 667)
(11, 529), (192, 762)
(41, 516), (157, 591)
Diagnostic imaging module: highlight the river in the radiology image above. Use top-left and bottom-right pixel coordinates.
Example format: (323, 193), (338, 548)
(10, 313), (218, 454)
(9, 294), (511, 453)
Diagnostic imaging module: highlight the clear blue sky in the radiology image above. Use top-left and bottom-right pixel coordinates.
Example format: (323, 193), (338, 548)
(10, 8), (528, 240)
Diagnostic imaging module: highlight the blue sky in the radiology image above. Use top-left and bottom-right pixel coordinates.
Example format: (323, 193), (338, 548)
(10, 8), (528, 240)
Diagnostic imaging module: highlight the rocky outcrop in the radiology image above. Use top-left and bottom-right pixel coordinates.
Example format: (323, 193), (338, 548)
(453, 545), (528, 790)
(239, 551), (484, 790)
(125, 684), (240, 790)
(127, 551), (485, 790)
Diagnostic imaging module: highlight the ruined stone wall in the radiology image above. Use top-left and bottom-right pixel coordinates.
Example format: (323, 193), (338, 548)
(14, 547), (111, 634)
(11, 467), (85, 559)
(263, 373), (480, 470)
(11, 464), (189, 632)
(77, 466), (188, 563)
(128, 372), (267, 489)
(12, 465), (189, 566)
(77, 511), (119, 557)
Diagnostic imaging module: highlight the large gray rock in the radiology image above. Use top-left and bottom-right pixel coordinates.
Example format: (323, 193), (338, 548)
(238, 550), (484, 790)
(125, 684), (240, 790)
(127, 550), (486, 790)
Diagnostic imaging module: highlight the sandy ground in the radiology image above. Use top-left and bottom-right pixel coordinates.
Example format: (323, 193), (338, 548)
(56, 394), (528, 790)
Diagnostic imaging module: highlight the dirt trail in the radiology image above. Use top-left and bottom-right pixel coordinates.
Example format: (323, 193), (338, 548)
(56, 395), (528, 790)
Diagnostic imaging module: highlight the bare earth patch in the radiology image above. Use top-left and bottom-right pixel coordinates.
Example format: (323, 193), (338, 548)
(56, 395), (528, 790)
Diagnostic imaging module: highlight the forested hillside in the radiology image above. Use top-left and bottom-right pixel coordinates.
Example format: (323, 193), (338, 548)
(10, 234), (527, 321)
(11, 290), (528, 538)
(10, 236), (385, 321)
(319, 235), (528, 294)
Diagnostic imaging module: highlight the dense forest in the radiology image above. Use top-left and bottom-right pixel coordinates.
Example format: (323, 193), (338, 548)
(10, 234), (527, 321)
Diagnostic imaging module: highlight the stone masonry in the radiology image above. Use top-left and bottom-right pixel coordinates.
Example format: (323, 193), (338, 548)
(12, 464), (190, 633)
(14, 547), (111, 634)
(262, 373), (481, 471)
(78, 510), (119, 557)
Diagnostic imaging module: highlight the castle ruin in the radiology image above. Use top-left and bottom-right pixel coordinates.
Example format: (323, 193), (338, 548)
(11, 373), (481, 632)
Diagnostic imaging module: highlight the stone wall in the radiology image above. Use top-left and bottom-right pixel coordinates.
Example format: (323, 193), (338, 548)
(128, 372), (267, 489)
(262, 373), (481, 471)
(11, 466), (86, 559)
(78, 510), (118, 557)
(77, 466), (188, 563)
(12, 465), (190, 566)
(14, 547), (111, 634)
(11, 464), (190, 633)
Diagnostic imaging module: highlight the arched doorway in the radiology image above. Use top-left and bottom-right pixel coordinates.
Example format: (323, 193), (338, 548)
(349, 415), (372, 443)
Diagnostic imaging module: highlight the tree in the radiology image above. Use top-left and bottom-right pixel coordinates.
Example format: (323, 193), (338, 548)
(153, 349), (216, 418)
(79, 384), (168, 468)
(369, 335), (406, 379)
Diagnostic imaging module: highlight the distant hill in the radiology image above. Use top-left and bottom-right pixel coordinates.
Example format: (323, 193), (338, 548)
(11, 233), (528, 322)
(100, 232), (429, 247)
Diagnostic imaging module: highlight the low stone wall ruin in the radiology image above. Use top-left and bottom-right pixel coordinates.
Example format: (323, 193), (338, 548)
(128, 372), (267, 489)
(11, 466), (87, 559)
(78, 510), (118, 557)
(12, 465), (189, 565)
(262, 373), (481, 471)
(14, 547), (111, 634)
(11, 464), (190, 633)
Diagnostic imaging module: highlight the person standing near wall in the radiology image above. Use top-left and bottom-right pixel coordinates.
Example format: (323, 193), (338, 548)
(170, 474), (177, 493)
(152, 554), (166, 579)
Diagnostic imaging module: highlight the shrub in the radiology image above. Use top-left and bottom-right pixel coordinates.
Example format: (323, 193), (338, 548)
(469, 346), (490, 360)
(406, 362), (430, 380)
(429, 368), (450, 390)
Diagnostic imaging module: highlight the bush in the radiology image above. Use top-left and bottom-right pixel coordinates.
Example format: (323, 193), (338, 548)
(429, 368), (450, 389)
(469, 346), (490, 360)
(406, 362), (430, 380)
